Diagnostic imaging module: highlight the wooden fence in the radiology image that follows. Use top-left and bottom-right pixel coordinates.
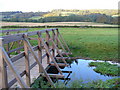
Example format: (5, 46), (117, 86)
(0, 28), (72, 88)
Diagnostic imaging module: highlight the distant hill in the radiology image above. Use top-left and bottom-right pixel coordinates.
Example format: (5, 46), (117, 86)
(43, 9), (118, 17)
(1, 9), (118, 24)
(1, 11), (49, 19)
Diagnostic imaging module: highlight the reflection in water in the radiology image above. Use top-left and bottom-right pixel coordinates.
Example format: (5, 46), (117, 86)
(47, 59), (119, 84)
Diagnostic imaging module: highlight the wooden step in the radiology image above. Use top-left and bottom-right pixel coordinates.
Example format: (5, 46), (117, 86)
(41, 73), (64, 78)
(62, 70), (72, 73)
(55, 77), (70, 80)
(62, 52), (72, 55)
(49, 63), (69, 67)
(56, 57), (81, 60)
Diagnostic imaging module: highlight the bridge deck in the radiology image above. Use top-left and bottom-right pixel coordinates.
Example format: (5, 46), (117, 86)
(7, 50), (56, 88)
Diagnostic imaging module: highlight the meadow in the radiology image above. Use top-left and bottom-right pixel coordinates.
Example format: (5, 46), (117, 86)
(59, 28), (118, 62)
(1, 27), (118, 62)
(1, 27), (119, 88)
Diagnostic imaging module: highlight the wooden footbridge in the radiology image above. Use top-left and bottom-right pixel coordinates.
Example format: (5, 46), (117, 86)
(0, 28), (76, 88)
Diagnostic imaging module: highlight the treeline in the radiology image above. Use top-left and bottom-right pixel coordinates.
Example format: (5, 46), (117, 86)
(43, 9), (118, 17)
(51, 9), (118, 16)
(1, 11), (22, 19)
(1, 11), (49, 19)
(1, 9), (119, 24)
(3, 13), (118, 24)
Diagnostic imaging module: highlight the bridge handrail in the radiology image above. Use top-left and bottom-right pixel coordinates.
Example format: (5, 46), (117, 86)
(0, 28), (29, 33)
(0, 28), (58, 44)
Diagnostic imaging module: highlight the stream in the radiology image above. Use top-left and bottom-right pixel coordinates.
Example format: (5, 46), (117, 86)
(47, 59), (119, 84)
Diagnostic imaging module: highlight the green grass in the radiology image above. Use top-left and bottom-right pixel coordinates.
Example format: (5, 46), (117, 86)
(68, 78), (120, 88)
(31, 77), (120, 88)
(0, 28), (118, 61)
(1, 27), (118, 88)
(89, 62), (120, 76)
(58, 28), (118, 61)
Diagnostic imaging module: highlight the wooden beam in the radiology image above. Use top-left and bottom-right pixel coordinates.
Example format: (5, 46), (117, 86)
(23, 35), (55, 88)
(55, 35), (70, 57)
(9, 42), (15, 50)
(56, 57), (81, 60)
(0, 28), (29, 33)
(0, 38), (8, 88)
(1, 47), (28, 88)
(8, 70), (26, 87)
(62, 71), (72, 73)
(29, 49), (53, 70)
(61, 52), (72, 55)
(2, 34), (24, 44)
(46, 31), (50, 64)
(5, 32), (10, 56)
(50, 63), (68, 67)
(52, 30), (55, 57)
(23, 39), (31, 86)
(52, 30), (66, 53)
(41, 39), (63, 75)
(1, 28), (58, 44)
(7, 46), (24, 54)
(55, 29), (58, 48)
(28, 37), (38, 40)
(37, 32), (42, 73)
(42, 74), (64, 78)
(57, 29), (71, 53)
(51, 39), (68, 66)
(11, 52), (25, 62)
(56, 78), (70, 80)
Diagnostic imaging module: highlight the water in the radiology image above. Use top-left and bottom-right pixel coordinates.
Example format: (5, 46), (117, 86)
(47, 59), (119, 84)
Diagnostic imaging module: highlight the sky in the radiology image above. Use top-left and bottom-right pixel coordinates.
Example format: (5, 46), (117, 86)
(0, 0), (119, 12)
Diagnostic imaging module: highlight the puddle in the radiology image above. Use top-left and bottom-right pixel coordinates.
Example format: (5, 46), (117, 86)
(47, 59), (119, 84)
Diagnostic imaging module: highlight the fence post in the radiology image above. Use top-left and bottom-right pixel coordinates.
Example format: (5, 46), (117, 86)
(0, 38), (8, 88)
(6, 32), (10, 57)
(23, 36), (31, 86)
(52, 30), (55, 57)
(56, 29), (59, 48)
(17, 31), (21, 53)
(46, 31), (50, 64)
(37, 32), (42, 73)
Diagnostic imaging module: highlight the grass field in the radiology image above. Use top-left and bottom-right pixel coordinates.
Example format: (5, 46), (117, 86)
(59, 28), (118, 61)
(1, 27), (119, 88)
(1, 27), (118, 62)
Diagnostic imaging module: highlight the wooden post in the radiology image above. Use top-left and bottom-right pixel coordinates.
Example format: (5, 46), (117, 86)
(55, 34), (70, 57)
(0, 38), (8, 88)
(42, 39), (63, 75)
(17, 31), (20, 53)
(52, 30), (55, 57)
(23, 35), (55, 88)
(1, 47), (28, 88)
(6, 32), (10, 56)
(46, 31), (50, 64)
(51, 39), (67, 65)
(57, 29), (71, 53)
(56, 29), (59, 48)
(23, 36), (31, 87)
(37, 32), (42, 73)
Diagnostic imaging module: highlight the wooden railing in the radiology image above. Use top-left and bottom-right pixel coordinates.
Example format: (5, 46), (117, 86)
(0, 28), (28, 35)
(0, 28), (29, 55)
(0, 28), (71, 88)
